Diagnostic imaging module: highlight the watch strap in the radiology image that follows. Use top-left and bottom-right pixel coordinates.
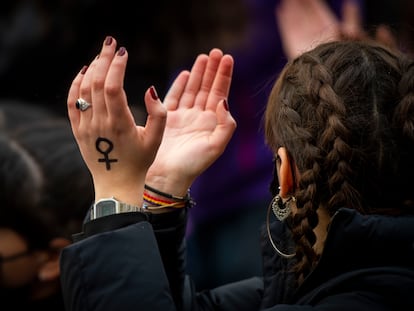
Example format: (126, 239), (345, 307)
(92, 197), (141, 220)
(118, 201), (140, 213)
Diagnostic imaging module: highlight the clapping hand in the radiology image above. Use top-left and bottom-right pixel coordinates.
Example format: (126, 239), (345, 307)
(67, 36), (167, 206)
(145, 48), (236, 197)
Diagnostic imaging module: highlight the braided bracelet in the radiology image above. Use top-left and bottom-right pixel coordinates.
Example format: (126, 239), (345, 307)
(143, 192), (186, 208)
(143, 201), (187, 211)
(144, 184), (189, 201)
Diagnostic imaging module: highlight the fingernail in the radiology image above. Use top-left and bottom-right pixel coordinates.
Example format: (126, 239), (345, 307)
(80, 65), (88, 74)
(117, 47), (126, 56)
(105, 36), (113, 45)
(222, 99), (229, 111)
(150, 86), (158, 100)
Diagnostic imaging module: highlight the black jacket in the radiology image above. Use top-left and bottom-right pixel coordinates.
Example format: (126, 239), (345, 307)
(60, 208), (414, 311)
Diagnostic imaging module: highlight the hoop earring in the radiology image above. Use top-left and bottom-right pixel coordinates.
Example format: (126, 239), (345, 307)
(266, 194), (296, 259)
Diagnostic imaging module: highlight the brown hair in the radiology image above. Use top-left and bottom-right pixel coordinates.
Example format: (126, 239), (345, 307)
(264, 40), (414, 284)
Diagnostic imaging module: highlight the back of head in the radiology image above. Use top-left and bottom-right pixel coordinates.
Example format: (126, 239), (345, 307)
(0, 100), (55, 132)
(0, 105), (93, 307)
(0, 133), (47, 248)
(264, 39), (414, 280)
(0, 100), (55, 248)
(8, 119), (94, 244)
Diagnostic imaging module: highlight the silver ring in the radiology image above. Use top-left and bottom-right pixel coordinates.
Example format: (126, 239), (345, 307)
(76, 98), (92, 111)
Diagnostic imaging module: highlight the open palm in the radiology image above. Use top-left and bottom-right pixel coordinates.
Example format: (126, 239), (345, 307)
(146, 49), (236, 196)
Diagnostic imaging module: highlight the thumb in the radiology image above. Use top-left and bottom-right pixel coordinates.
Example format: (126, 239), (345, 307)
(375, 24), (398, 50)
(144, 86), (167, 148)
(211, 99), (237, 154)
(341, 0), (364, 39)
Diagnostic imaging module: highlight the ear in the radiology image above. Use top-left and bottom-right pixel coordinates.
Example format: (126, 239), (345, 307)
(277, 147), (295, 198)
(37, 237), (71, 281)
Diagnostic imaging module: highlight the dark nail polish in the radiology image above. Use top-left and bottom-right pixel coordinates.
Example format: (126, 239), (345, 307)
(117, 47), (126, 56)
(223, 99), (229, 111)
(105, 36), (113, 45)
(80, 65), (88, 74)
(150, 86), (158, 100)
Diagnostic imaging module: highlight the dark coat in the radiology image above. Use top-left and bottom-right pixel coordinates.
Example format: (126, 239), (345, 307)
(60, 208), (414, 311)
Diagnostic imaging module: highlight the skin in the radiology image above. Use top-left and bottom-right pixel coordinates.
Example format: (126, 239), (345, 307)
(67, 36), (236, 207)
(276, 0), (342, 59)
(0, 227), (70, 300)
(276, 0), (397, 60)
(276, 147), (330, 255)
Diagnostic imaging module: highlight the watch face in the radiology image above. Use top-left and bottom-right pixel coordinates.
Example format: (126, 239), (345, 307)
(95, 200), (117, 218)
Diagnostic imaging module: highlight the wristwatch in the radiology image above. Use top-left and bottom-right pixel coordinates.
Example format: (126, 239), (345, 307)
(91, 197), (141, 220)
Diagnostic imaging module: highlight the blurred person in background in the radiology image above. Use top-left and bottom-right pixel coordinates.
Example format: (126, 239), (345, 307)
(0, 102), (93, 309)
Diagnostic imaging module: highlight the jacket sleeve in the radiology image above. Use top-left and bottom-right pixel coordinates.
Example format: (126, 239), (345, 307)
(60, 208), (264, 311)
(60, 220), (177, 311)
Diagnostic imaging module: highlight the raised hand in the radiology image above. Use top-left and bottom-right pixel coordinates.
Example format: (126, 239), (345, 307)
(276, 0), (398, 60)
(145, 48), (236, 197)
(276, 0), (363, 60)
(67, 36), (167, 206)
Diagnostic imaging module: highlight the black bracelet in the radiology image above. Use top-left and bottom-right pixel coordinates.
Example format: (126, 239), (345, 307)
(144, 184), (189, 201)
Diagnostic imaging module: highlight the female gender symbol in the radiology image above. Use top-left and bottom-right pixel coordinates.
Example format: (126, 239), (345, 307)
(95, 137), (118, 170)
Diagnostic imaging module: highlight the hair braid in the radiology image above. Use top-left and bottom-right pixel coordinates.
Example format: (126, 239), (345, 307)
(273, 55), (329, 283)
(395, 59), (414, 141)
(265, 39), (414, 287)
(392, 57), (414, 209)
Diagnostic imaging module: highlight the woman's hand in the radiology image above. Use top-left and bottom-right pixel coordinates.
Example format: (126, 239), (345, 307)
(145, 48), (236, 197)
(276, 0), (365, 60)
(67, 36), (167, 206)
(276, 0), (397, 60)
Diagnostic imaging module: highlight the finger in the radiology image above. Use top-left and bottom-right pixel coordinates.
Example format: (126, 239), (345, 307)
(341, 0), (364, 39)
(143, 86), (167, 150)
(194, 48), (223, 110)
(310, 0), (341, 41)
(91, 36), (118, 118)
(179, 53), (209, 109)
(375, 24), (398, 50)
(67, 65), (88, 136)
(77, 55), (98, 124)
(163, 70), (190, 111)
(210, 99), (237, 155)
(205, 54), (234, 111)
(103, 46), (135, 128)
(275, 0), (294, 58)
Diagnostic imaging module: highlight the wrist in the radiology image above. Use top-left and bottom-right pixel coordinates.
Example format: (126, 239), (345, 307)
(144, 184), (189, 201)
(143, 184), (194, 212)
(144, 174), (192, 199)
(94, 183), (145, 207)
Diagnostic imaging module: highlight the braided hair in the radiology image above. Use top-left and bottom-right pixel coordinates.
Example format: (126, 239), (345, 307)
(264, 40), (414, 284)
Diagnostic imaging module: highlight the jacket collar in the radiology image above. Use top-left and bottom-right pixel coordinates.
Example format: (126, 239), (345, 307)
(294, 208), (414, 300)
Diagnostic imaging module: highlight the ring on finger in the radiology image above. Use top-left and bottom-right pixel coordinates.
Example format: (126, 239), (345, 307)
(76, 98), (92, 111)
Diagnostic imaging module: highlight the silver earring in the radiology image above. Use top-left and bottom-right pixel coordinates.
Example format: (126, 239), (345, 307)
(271, 194), (295, 221)
(266, 193), (296, 259)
